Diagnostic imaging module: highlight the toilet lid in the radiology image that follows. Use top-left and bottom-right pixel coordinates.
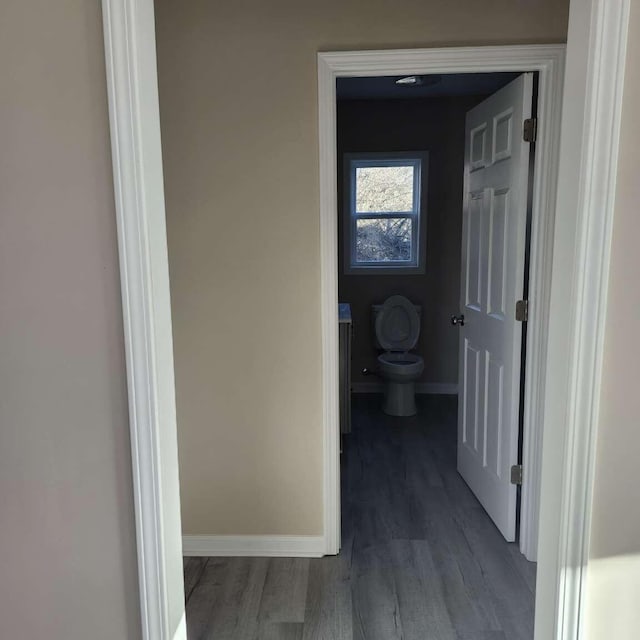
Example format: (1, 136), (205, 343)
(375, 295), (420, 351)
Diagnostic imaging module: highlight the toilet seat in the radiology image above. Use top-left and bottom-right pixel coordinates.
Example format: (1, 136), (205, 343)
(377, 351), (424, 378)
(375, 295), (420, 352)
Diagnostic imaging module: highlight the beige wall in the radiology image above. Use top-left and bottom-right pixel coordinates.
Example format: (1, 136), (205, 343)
(0, 2), (140, 639)
(586, 2), (640, 637)
(154, 0), (569, 535)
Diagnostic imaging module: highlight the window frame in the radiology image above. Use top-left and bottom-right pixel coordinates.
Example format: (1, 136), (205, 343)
(343, 151), (428, 275)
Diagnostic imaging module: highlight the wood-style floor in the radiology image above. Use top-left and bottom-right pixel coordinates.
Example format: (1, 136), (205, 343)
(183, 394), (536, 640)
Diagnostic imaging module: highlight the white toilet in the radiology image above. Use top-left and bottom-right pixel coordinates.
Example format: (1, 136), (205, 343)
(372, 295), (424, 417)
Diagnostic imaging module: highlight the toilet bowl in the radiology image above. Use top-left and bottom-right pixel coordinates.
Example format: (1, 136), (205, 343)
(373, 295), (424, 417)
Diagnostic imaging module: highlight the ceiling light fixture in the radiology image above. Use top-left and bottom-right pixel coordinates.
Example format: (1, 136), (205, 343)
(395, 75), (422, 86)
(394, 74), (443, 88)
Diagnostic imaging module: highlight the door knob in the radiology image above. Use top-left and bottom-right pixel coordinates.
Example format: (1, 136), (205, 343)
(451, 314), (465, 326)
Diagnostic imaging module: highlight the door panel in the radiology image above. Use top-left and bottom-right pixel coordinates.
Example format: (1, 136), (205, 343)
(457, 73), (533, 542)
(462, 338), (480, 452)
(466, 192), (484, 309)
(488, 188), (509, 317)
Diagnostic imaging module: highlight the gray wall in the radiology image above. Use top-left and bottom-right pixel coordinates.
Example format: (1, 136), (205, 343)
(0, 1), (141, 638)
(337, 97), (484, 386)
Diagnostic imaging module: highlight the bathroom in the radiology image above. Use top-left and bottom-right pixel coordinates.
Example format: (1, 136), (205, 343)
(335, 75), (537, 636)
(337, 75), (515, 412)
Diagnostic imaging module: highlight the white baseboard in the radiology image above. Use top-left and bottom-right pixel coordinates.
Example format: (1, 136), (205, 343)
(351, 382), (458, 395)
(182, 535), (326, 558)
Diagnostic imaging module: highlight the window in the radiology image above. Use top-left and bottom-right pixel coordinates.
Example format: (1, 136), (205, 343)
(344, 152), (428, 274)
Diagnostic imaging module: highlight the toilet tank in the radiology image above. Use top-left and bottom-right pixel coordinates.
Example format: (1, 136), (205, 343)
(371, 302), (422, 350)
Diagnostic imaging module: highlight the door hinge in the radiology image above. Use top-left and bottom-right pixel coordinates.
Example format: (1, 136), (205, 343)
(511, 464), (523, 485)
(523, 117), (537, 143)
(515, 299), (529, 322)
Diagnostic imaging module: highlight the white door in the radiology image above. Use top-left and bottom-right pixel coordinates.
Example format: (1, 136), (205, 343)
(456, 73), (533, 541)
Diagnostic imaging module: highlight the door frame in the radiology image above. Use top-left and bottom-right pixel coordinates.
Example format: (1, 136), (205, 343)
(100, 1), (630, 639)
(319, 46), (564, 563)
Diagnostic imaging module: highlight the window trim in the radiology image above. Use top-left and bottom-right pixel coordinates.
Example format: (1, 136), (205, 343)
(343, 151), (428, 275)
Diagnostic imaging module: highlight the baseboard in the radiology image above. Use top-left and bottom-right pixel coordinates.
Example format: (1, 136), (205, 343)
(351, 382), (458, 395)
(418, 383), (458, 394)
(182, 535), (326, 558)
(351, 381), (385, 393)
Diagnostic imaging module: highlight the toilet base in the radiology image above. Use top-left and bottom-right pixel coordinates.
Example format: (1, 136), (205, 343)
(383, 380), (417, 417)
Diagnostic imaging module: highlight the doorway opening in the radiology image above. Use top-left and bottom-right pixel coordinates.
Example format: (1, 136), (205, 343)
(316, 46), (566, 638)
(335, 70), (538, 637)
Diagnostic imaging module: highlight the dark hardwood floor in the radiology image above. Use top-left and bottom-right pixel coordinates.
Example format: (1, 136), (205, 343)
(183, 394), (536, 639)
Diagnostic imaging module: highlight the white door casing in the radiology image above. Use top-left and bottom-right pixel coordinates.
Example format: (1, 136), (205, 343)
(457, 74), (533, 542)
(318, 48), (564, 563)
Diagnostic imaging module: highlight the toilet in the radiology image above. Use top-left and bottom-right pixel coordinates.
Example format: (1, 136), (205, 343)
(372, 295), (424, 417)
